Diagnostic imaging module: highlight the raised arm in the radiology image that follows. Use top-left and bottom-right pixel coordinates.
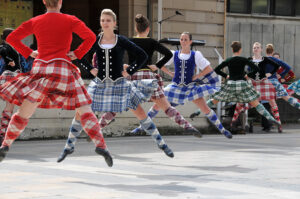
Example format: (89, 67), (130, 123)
(6, 20), (33, 59)
(120, 36), (148, 75)
(71, 16), (96, 60)
(214, 60), (229, 78)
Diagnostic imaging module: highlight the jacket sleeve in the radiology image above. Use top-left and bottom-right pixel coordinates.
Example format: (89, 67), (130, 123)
(71, 16), (96, 60)
(120, 36), (148, 75)
(153, 40), (173, 68)
(269, 57), (291, 78)
(214, 59), (229, 78)
(6, 20), (33, 59)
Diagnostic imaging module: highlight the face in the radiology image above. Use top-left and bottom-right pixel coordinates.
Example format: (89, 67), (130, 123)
(180, 34), (192, 48)
(253, 44), (262, 55)
(273, 54), (280, 59)
(100, 14), (116, 32)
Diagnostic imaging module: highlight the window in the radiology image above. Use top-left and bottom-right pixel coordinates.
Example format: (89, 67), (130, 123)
(252, 0), (268, 14)
(296, 0), (300, 16)
(228, 0), (249, 14)
(273, 0), (293, 16)
(227, 0), (299, 17)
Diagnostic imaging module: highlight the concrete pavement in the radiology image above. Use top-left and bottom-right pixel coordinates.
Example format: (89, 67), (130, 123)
(0, 127), (300, 199)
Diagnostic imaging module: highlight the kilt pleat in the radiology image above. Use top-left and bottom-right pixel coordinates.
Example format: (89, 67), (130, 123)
(88, 77), (158, 112)
(251, 78), (276, 101)
(287, 80), (300, 95)
(0, 60), (91, 110)
(0, 70), (20, 85)
(164, 71), (220, 105)
(268, 78), (289, 98)
(129, 70), (164, 99)
(212, 80), (260, 103)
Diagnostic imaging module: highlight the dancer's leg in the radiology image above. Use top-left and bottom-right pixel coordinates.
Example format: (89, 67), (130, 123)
(130, 105), (174, 158)
(193, 98), (232, 139)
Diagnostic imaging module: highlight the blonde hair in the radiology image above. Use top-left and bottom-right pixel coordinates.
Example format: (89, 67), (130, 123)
(253, 42), (262, 48)
(101, 9), (117, 22)
(266, 44), (274, 54)
(44, 0), (59, 8)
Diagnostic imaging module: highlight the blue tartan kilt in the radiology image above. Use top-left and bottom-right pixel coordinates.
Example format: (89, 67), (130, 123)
(288, 79), (300, 95)
(88, 77), (158, 112)
(164, 72), (220, 105)
(268, 78), (289, 98)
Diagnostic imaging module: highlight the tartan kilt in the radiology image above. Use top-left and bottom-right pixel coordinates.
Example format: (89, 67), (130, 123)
(0, 70), (21, 85)
(268, 78), (289, 98)
(195, 71), (221, 91)
(0, 60), (92, 110)
(287, 80), (300, 95)
(129, 70), (164, 99)
(250, 78), (276, 101)
(88, 77), (158, 112)
(212, 80), (260, 103)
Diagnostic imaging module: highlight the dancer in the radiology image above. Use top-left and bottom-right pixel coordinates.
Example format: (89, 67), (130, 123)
(105, 14), (200, 136)
(0, 0), (113, 167)
(264, 44), (300, 110)
(0, 28), (27, 145)
(206, 41), (280, 127)
(57, 9), (174, 163)
(133, 32), (232, 138)
(230, 42), (282, 132)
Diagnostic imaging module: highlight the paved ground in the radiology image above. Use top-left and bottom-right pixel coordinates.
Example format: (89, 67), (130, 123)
(0, 125), (300, 199)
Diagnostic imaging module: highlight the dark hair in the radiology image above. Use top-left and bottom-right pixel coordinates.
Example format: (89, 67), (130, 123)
(181, 32), (192, 40)
(273, 52), (280, 57)
(135, 14), (150, 33)
(231, 41), (241, 53)
(1, 28), (14, 41)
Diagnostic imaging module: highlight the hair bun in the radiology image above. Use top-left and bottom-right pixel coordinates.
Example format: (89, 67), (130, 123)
(135, 14), (144, 23)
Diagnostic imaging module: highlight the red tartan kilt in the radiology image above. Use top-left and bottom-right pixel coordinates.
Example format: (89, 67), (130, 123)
(129, 70), (165, 99)
(0, 60), (92, 110)
(251, 78), (276, 101)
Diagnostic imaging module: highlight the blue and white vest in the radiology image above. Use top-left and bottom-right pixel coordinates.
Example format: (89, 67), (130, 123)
(173, 50), (196, 85)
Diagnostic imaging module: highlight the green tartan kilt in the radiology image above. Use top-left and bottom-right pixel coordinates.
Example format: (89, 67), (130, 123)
(212, 80), (260, 103)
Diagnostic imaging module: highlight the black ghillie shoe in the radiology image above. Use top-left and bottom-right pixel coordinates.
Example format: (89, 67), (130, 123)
(185, 127), (202, 138)
(159, 144), (174, 158)
(95, 147), (113, 167)
(223, 130), (233, 139)
(57, 148), (74, 163)
(189, 112), (200, 120)
(0, 146), (9, 162)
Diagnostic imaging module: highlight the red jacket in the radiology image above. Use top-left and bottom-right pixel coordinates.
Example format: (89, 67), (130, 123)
(7, 13), (96, 62)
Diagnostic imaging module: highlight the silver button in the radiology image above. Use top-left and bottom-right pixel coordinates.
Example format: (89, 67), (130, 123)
(110, 75), (112, 77)
(103, 57), (105, 59)
(103, 69), (105, 71)
(110, 62), (112, 65)
(109, 50), (111, 52)
(103, 62), (105, 65)
(110, 69), (112, 71)
(130, 69), (132, 71)
(110, 56), (112, 58)
(102, 50), (104, 52)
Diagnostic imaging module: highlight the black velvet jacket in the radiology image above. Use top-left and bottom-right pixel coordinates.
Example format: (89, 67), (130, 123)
(87, 34), (148, 81)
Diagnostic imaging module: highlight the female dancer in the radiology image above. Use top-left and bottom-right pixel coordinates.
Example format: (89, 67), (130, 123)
(133, 32), (232, 138)
(57, 9), (173, 163)
(205, 41), (280, 126)
(0, 28), (27, 144)
(104, 14), (199, 136)
(0, 0), (113, 167)
(264, 44), (300, 109)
